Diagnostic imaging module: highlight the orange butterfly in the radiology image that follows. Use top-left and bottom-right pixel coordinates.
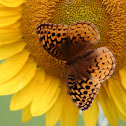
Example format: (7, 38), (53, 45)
(36, 21), (116, 111)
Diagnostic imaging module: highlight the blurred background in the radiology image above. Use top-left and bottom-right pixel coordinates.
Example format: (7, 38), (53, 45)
(0, 95), (126, 126)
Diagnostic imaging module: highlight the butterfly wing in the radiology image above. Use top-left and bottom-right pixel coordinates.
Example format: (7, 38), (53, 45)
(67, 47), (116, 111)
(37, 21), (100, 60)
(69, 21), (100, 56)
(37, 23), (68, 60)
(67, 67), (100, 111)
(76, 47), (116, 82)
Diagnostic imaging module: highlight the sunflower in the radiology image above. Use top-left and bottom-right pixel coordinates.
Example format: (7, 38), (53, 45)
(0, 0), (126, 126)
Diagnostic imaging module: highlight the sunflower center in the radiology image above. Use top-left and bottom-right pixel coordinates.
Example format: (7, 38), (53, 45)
(21, 0), (124, 78)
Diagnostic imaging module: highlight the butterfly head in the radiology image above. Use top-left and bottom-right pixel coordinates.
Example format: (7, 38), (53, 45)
(63, 57), (77, 66)
(63, 60), (72, 66)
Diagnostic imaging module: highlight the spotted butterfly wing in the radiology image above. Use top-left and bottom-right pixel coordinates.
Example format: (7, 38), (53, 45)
(67, 67), (100, 111)
(37, 23), (68, 60)
(67, 47), (116, 110)
(69, 21), (100, 57)
(37, 21), (100, 60)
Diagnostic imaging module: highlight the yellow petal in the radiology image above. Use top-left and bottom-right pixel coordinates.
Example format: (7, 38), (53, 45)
(0, 22), (22, 45)
(102, 81), (112, 98)
(98, 84), (118, 126)
(22, 104), (32, 123)
(0, 0), (25, 7)
(82, 96), (99, 126)
(0, 41), (26, 60)
(0, 36), (22, 46)
(0, 6), (22, 17)
(117, 107), (126, 122)
(0, 50), (30, 83)
(61, 93), (79, 126)
(10, 69), (45, 110)
(0, 4), (4, 8)
(0, 15), (21, 27)
(119, 65), (126, 89)
(103, 79), (126, 122)
(108, 75), (126, 117)
(31, 73), (60, 116)
(0, 58), (36, 95)
(46, 82), (66, 126)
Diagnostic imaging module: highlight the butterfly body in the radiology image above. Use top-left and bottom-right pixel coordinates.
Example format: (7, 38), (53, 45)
(37, 21), (116, 111)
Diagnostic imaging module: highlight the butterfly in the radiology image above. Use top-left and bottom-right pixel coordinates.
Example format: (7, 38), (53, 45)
(36, 21), (116, 111)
